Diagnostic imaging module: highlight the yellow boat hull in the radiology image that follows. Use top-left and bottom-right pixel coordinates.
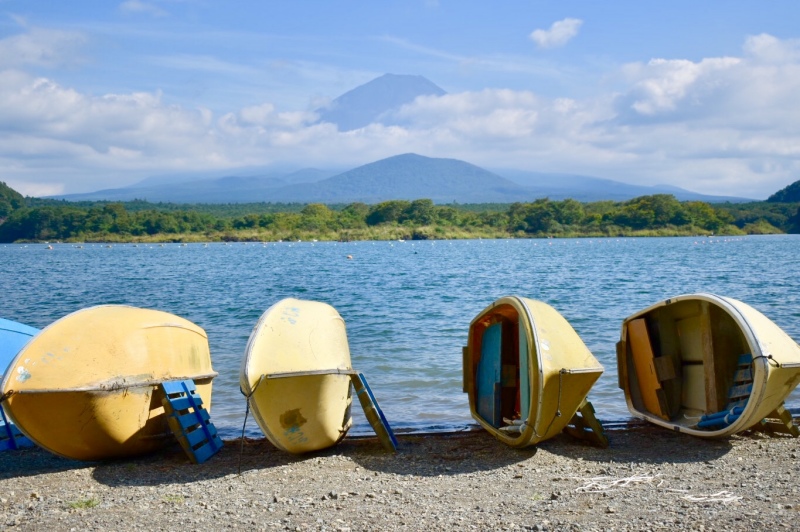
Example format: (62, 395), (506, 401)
(0, 305), (216, 460)
(464, 296), (604, 448)
(618, 293), (800, 437)
(240, 298), (353, 454)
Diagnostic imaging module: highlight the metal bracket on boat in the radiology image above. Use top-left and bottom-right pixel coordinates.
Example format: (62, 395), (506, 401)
(0, 390), (14, 404)
(263, 368), (358, 379)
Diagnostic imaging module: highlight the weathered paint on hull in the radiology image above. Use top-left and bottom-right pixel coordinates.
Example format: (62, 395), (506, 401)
(241, 298), (353, 454)
(465, 296), (604, 448)
(618, 293), (800, 437)
(0, 306), (216, 460)
(249, 375), (352, 453)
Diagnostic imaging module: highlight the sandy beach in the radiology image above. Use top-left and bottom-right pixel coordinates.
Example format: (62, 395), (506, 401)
(1, 422), (798, 531)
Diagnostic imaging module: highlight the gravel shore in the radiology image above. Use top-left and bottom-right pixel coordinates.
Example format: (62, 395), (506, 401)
(1, 423), (798, 531)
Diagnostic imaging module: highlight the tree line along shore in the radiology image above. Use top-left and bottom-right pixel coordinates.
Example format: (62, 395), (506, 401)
(1, 182), (799, 243)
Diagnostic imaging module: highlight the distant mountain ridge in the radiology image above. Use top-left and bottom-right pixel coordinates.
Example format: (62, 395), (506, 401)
(263, 154), (529, 203)
(49, 73), (755, 205)
(54, 153), (753, 204)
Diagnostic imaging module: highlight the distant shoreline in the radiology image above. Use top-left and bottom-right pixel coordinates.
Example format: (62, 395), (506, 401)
(7, 227), (780, 245)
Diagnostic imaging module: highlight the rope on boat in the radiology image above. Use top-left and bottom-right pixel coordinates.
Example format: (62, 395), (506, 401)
(237, 376), (264, 476)
(752, 354), (780, 368)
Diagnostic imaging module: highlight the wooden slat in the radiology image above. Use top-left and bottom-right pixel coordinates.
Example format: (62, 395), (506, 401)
(627, 319), (670, 420)
(699, 302), (720, 413)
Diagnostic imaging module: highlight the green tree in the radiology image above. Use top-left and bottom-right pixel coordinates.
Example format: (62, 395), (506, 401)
(403, 199), (437, 225)
(299, 203), (335, 231)
(366, 200), (411, 225)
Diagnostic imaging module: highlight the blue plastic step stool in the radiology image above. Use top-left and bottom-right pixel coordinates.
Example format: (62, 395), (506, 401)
(160, 380), (223, 464)
(697, 354), (753, 430)
(0, 405), (34, 452)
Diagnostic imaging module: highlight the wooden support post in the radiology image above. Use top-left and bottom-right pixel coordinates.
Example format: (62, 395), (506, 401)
(699, 302), (721, 413)
(758, 404), (800, 438)
(563, 400), (609, 448)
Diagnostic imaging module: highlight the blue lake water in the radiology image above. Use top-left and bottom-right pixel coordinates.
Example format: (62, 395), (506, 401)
(2, 235), (799, 438)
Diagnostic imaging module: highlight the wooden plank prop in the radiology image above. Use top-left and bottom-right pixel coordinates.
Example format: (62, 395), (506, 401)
(627, 319), (671, 420)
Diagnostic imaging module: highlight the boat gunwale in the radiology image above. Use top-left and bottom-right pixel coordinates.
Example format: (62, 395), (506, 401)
(3, 371), (218, 394)
(619, 292), (768, 437)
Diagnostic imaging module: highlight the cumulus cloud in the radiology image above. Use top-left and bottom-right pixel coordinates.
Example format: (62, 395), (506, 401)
(530, 18), (583, 49)
(619, 57), (741, 116)
(3, 26), (800, 199)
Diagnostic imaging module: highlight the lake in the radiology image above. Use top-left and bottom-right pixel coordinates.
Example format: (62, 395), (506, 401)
(2, 235), (799, 438)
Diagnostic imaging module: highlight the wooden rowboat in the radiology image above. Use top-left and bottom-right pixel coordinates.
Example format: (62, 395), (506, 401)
(617, 293), (800, 437)
(0, 305), (217, 460)
(463, 296), (606, 448)
(240, 298), (395, 454)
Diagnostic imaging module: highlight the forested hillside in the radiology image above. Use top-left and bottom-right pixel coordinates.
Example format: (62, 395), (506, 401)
(767, 179), (800, 203)
(0, 182), (25, 219)
(1, 190), (797, 243)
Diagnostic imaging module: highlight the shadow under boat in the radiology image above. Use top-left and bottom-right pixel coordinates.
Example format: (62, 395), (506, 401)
(617, 293), (800, 438)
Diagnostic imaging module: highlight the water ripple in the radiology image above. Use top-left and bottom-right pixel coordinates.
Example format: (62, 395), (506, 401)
(2, 235), (798, 438)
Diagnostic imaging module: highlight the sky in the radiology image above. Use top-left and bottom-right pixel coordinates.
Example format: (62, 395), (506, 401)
(1, 1), (800, 199)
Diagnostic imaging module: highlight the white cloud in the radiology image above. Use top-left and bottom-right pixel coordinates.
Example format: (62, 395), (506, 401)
(530, 18), (583, 49)
(743, 33), (800, 63)
(0, 28), (87, 68)
(3, 27), (800, 199)
(620, 57), (741, 116)
(119, 1), (169, 18)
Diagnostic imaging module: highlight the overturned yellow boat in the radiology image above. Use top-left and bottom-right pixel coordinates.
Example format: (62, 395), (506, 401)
(464, 296), (606, 448)
(0, 305), (217, 460)
(618, 293), (800, 437)
(241, 298), (395, 454)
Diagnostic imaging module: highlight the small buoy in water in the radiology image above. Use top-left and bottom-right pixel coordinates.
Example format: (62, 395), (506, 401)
(346, 254), (353, 259)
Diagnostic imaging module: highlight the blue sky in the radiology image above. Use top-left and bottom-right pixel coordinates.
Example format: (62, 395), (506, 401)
(2, 1), (800, 199)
